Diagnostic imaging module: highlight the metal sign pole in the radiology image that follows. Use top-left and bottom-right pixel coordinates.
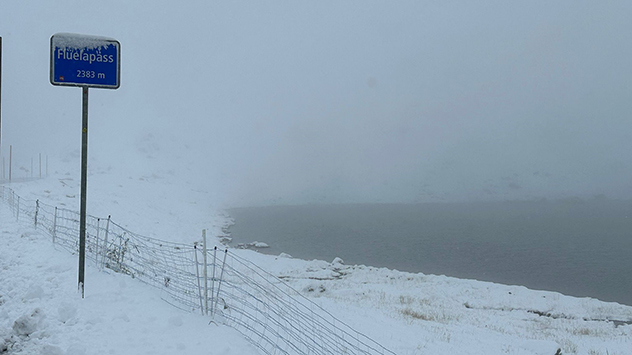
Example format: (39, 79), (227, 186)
(78, 86), (89, 298)
(1, 36), (3, 161)
(50, 33), (120, 299)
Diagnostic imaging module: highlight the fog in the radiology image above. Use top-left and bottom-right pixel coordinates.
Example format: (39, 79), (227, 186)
(1, 1), (632, 207)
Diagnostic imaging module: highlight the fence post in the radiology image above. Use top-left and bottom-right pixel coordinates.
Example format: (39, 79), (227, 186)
(52, 207), (58, 243)
(34, 200), (39, 228)
(203, 229), (208, 315)
(213, 248), (228, 316)
(194, 244), (204, 315)
(102, 215), (110, 268)
(95, 218), (100, 267)
(211, 246), (217, 316)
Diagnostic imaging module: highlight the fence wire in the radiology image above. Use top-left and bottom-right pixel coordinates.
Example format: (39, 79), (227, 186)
(0, 185), (396, 355)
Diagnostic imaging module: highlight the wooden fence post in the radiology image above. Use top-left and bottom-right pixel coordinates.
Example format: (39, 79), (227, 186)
(34, 200), (39, 227)
(52, 207), (58, 243)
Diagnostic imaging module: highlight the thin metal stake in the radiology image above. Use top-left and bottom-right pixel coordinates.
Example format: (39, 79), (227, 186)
(203, 230), (208, 315)
(95, 218), (100, 267)
(213, 249), (228, 315)
(210, 246), (217, 316)
(102, 215), (110, 268)
(194, 244), (204, 315)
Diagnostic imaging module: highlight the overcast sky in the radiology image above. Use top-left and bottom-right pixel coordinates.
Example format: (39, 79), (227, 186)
(1, 1), (632, 206)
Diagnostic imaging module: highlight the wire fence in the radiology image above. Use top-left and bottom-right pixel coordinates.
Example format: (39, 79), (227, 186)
(0, 185), (396, 355)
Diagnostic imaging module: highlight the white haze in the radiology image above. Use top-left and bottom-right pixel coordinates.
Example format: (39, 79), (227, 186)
(1, 1), (632, 207)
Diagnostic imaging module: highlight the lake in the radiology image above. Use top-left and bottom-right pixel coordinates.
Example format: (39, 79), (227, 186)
(227, 200), (632, 306)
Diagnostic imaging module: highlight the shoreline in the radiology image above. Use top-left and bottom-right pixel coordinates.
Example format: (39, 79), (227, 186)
(225, 202), (632, 307)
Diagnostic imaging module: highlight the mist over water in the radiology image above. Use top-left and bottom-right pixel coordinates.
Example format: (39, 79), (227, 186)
(2, 1), (632, 208)
(228, 200), (632, 306)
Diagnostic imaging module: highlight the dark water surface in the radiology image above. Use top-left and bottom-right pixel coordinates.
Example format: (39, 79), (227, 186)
(227, 201), (632, 306)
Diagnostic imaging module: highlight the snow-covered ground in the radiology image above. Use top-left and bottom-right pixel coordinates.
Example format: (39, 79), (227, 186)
(0, 202), (259, 355)
(3, 2), (632, 354)
(2, 168), (632, 355)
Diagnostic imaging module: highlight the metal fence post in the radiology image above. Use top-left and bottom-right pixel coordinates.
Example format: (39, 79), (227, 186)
(52, 207), (58, 243)
(34, 199), (39, 227)
(211, 246), (217, 316)
(203, 229), (208, 315)
(102, 215), (110, 268)
(213, 248), (228, 315)
(95, 218), (100, 267)
(194, 244), (204, 315)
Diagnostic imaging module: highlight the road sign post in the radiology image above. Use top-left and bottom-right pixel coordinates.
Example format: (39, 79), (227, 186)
(1, 36), (3, 162)
(50, 33), (120, 298)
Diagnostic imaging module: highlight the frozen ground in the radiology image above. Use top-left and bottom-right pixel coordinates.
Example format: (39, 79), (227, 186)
(2, 168), (632, 355)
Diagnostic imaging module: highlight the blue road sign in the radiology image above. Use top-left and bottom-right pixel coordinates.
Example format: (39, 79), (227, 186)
(50, 33), (120, 89)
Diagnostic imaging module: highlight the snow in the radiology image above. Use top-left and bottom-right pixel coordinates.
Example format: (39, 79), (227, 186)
(2, 1), (632, 353)
(2, 168), (632, 355)
(0, 203), (259, 355)
(51, 33), (118, 51)
(237, 241), (270, 249)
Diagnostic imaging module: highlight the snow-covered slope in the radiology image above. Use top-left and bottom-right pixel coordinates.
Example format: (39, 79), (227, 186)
(2, 171), (631, 355)
(0, 200), (259, 355)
